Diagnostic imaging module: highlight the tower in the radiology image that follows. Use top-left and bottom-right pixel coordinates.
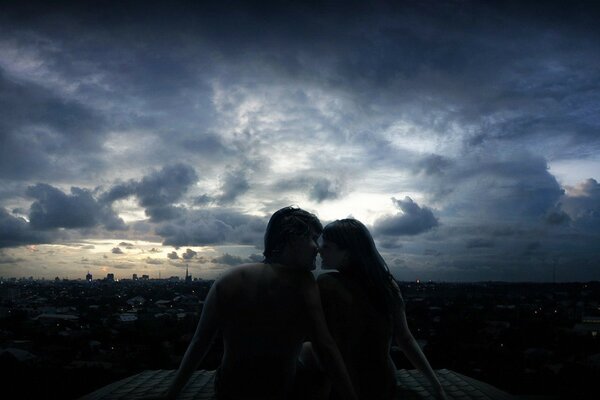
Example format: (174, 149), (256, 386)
(185, 264), (192, 284)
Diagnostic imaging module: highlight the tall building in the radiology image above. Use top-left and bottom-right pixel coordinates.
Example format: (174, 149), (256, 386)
(185, 265), (192, 284)
(106, 273), (115, 282)
(86, 271), (92, 282)
(132, 273), (138, 280)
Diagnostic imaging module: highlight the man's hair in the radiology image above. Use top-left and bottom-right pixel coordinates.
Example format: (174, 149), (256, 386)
(263, 206), (322, 262)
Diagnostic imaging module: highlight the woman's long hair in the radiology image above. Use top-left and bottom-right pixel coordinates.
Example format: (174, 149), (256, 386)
(322, 219), (399, 318)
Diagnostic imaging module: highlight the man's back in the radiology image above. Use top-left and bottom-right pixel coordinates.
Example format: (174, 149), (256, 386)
(215, 263), (312, 399)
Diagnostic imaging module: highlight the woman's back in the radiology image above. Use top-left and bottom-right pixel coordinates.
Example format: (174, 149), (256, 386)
(317, 271), (397, 400)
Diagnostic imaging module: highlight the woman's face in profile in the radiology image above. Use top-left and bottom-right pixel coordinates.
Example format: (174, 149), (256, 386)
(319, 239), (349, 271)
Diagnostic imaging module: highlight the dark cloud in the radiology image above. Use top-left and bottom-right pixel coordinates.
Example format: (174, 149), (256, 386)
(212, 253), (250, 266)
(374, 197), (439, 236)
(415, 154), (452, 177)
(272, 177), (344, 203)
(423, 249), (442, 257)
(155, 209), (267, 247)
(466, 238), (495, 249)
(179, 134), (234, 159)
(377, 237), (404, 249)
(101, 163), (198, 222)
(145, 257), (163, 265)
(560, 179), (600, 232)
(0, 70), (107, 181)
(522, 241), (543, 256)
(217, 171), (250, 205)
(167, 251), (179, 260)
(26, 183), (126, 230)
(194, 194), (214, 206)
(0, 2), (599, 280)
(182, 248), (197, 260)
(118, 242), (135, 249)
(0, 250), (24, 264)
(545, 210), (571, 225)
(111, 247), (123, 254)
(112, 263), (133, 270)
(0, 208), (50, 248)
(309, 179), (342, 203)
(426, 151), (565, 223)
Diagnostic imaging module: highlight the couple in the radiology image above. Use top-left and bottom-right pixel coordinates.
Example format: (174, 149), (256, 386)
(154, 206), (447, 400)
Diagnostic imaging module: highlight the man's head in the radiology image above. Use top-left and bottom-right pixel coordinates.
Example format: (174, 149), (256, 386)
(263, 206), (322, 269)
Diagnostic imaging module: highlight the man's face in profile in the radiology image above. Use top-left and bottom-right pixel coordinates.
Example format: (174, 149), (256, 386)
(289, 229), (320, 271)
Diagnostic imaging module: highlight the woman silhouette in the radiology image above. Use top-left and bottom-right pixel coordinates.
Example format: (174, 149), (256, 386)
(303, 219), (447, 400)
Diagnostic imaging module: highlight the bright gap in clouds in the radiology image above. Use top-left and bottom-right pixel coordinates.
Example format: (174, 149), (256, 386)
(313, 193), (403, 226)
(549, 159), (600, 187)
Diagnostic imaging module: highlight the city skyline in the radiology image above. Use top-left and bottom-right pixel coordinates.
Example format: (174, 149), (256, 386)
(1, 1), (600, 281)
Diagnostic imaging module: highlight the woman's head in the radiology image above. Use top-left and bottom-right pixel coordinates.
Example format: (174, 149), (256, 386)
(320, 219), (375, 271)
(321, 218), (397, 314)
(321, 219), (384, 267)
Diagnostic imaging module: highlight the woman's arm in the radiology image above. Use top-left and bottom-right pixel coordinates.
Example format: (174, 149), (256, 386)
(302, 274), (358, 400)
(162, 281), (220, 399)
(393, 301), (448, 400)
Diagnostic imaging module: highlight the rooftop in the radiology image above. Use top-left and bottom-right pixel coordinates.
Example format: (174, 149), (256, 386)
(80, 369), (517, 400)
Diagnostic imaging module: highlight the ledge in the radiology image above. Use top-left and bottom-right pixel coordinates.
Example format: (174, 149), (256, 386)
(80, 369), (517, 400)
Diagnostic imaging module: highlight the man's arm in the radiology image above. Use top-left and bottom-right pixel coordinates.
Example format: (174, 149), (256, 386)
(302, 274), (358, 400)
(163, 281), (220, 399)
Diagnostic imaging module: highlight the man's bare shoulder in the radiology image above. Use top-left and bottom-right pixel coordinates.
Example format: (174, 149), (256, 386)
(217, 263), (314, 286)
(217, 263), (265, 285)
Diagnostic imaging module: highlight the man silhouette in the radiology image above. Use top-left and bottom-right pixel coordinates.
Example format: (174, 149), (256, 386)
(157, 207), (356, 400)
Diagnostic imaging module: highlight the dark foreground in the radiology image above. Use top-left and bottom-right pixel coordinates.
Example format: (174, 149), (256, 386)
(1, 279), (599, 399)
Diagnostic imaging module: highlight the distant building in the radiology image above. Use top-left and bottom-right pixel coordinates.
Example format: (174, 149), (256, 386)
(185, 265), (192, 284)
(106, 273), (115, 282)
(132, 273), (138, 281)
(86, 271), (92, 282)
(141, 274), (149, 280)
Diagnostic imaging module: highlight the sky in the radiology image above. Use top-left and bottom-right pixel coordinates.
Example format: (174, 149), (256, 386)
(1, 0), (599, 282)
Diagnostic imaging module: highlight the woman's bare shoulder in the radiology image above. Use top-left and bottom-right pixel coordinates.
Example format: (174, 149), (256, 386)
(316, 271), (343, 289)
(317, 272), (355, 306)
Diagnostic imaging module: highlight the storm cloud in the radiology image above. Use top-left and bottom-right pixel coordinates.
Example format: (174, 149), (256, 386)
(374, 197), (439, 236)
(156, 209), (267, 247)
(0, 208), (49, 248)
(1, 1), (599, 280)
(102, 163), (198, 222)
(560, 179), (600, 233)
(27, 183), (125, 230)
